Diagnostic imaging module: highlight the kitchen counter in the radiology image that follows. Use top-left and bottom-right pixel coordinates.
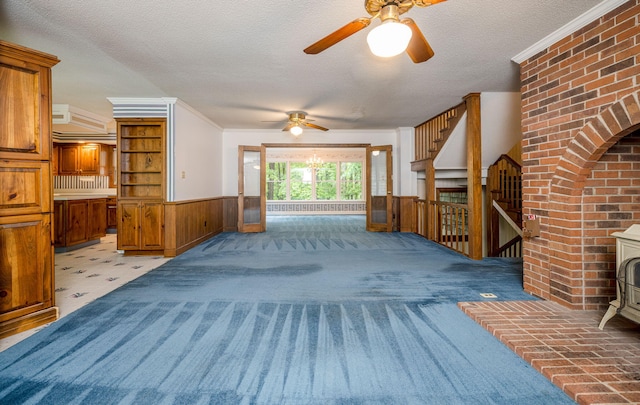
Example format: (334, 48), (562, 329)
(54, 189), (116, 200)
(54, 194), (114, 200)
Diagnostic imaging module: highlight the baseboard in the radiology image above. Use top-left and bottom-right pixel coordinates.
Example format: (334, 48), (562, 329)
(0, 306), (59, 340)
(166, 228), (222, 257)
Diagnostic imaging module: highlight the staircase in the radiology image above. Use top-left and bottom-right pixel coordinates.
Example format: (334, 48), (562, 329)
(411, 94), (483, 259)
(411, 101), (466, 170)
(486, 154), (522, 257)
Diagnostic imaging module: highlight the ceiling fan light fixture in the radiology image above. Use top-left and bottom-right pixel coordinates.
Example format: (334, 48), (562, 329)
(290, 124), (303, 136)
(367, 20), (412, 57)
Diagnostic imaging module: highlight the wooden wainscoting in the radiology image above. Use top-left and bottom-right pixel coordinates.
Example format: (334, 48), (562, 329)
(396, 196), (417, 233)
(163, 198), (224, 257)
(223, 196), (238, 232)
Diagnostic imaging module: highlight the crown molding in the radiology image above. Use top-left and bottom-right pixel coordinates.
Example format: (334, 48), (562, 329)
(107, 97), (177, 105)
(512, 0), (628, 64)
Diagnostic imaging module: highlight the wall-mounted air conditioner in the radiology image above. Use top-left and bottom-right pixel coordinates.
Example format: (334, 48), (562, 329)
(52, 104), (110, 134)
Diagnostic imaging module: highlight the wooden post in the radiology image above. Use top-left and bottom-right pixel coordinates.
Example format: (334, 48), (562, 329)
(425, 159), (435, 241)
(464, 93), (483, 259)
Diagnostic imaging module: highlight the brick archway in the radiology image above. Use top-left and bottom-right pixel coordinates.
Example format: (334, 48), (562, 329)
(543, 92), (640, 308)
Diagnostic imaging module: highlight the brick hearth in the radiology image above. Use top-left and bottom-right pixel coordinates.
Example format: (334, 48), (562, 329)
(460, 300), (640, 404)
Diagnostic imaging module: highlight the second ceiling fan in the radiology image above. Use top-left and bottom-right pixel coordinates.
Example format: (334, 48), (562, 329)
(282, 111), (329, 136)
(304, 0), (446, 63)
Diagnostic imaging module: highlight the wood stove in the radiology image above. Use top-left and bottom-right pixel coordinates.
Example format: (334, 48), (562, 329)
(599, 225), (640, 329)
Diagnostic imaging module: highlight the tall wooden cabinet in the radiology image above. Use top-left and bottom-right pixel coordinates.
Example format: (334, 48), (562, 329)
(0, 40), (60, 338)
(116, 119), (165, 254)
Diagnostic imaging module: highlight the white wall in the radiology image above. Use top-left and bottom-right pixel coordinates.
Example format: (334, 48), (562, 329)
(433, 92), (521, 176)
(173, 101), (223, 200)
(480, 92), (521, 166)
(395, 127), (417, 197)
(222, 129), (409, 196)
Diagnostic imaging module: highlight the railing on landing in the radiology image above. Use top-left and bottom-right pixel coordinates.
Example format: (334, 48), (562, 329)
(415, 199), (470, 257)
(412, 102), (466, 168)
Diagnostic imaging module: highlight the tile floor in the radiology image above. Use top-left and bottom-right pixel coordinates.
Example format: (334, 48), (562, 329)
(0, 234), (170, 352)
(460, 300), (640, 405)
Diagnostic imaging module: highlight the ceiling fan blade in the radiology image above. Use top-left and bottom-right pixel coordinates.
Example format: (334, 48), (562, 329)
(303, 122), (329, 131)
(402, 18), (434, 63)
(304, 18), (371, 54)
(282, 122), (295, 131)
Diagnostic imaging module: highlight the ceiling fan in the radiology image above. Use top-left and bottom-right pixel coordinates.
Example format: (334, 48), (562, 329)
(304, 0), (446, 63)
(279, 111), (329, 136)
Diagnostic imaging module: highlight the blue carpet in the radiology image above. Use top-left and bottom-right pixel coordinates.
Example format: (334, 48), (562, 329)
(0, 215), (574, 404)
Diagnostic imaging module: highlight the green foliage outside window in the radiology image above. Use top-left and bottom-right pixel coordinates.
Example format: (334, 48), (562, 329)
(266, 162), (287, 200)
(316, 163), (337, 200)
(290, 163), (312, 200)
(265, 159), (363, 201)
(340, 162), (362, 200)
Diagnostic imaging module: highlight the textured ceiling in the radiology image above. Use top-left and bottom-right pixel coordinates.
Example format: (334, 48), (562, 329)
(0, 0), (603, 131)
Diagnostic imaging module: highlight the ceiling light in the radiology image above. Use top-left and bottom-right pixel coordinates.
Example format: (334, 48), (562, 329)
(290, 125), (303, 136)
(367, 20), (412, 57)
(366, 5), (412, 58)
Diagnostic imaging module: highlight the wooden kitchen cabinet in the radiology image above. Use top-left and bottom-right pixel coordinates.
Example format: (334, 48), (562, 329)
(0, 40), (59, 338)
(88, 198), (107, 239)
(52, 144), (59, 175)
(116, 118), (166, 254)
(58, 144), (78, 174)
(58, 144), (100, 175)
(53, 198), (107, 251)
(106, 197), (117, 231)
(66, 200), (89, 245)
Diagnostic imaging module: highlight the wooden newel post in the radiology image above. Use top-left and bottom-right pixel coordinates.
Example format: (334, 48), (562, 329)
(464, 93), (483, 260)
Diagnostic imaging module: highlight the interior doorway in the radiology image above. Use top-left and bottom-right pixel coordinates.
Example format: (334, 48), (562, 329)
(238, 143), (393, 233)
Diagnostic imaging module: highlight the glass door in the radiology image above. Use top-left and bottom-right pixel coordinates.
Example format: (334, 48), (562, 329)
(238, 145), (265, 232)
(366, 145), (393, 232)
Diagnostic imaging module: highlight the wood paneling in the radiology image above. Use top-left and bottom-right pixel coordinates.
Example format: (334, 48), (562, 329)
(397, 196), (417, 233)
(223, 196), (238, 232)
(164, 198), (223, 257)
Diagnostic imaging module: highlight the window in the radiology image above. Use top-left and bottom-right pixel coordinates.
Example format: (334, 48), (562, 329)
(290, 162), (312, 200)
(437, 189), (467, 204)
(266, 159), (363, 201)
(340, 162), (362, 200)
(266, 162), (287, 200)
(316, 163), (337, 200)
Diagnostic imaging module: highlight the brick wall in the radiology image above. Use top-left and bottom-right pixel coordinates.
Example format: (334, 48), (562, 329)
(519, 0), (640, 310)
